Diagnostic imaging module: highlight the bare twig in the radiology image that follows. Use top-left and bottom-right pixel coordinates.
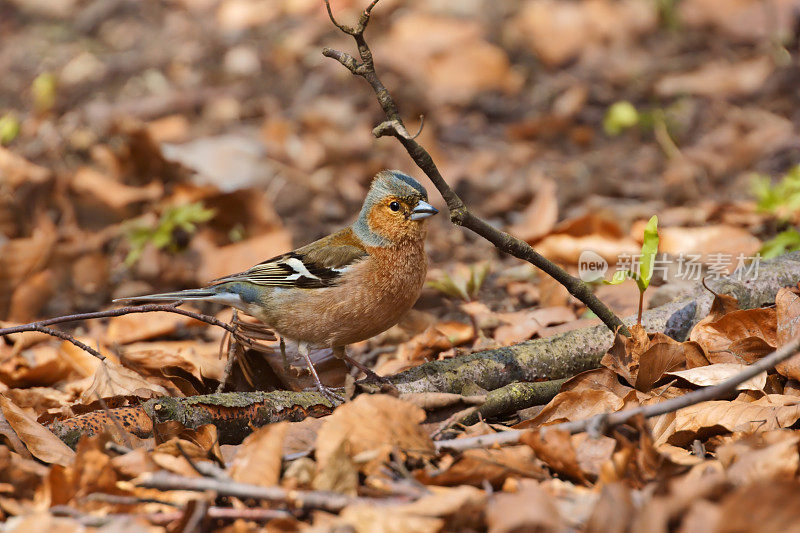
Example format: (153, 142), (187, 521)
(136, 471), (394, 512)
(435, 334), (800, 452)
(320, 0), (627, 336)
(0, 303), (275, 360)
(23, 325), (106, 360)
(54, 503), (290, 527)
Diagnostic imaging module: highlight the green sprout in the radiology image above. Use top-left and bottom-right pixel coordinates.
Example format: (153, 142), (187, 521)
(760, 229), (800, 259)
(32, 72), (57, 114)
(605, 215), (659, 325)
(426, 263), (490, 302)
(603, 101), (639, 136)
(0, 113), (20, 145)
(751, 165), (800, 220)
(124, 202), (216, 267)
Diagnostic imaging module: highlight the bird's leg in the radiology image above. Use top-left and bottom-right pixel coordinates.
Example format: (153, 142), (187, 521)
(279, 336), (289, 372)
(333, 345), (396, 389)
(298, 342), (344, 404)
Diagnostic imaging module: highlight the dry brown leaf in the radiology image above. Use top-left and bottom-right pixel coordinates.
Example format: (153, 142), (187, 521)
(229, 422), (288, 487)
(669, 394), (800, 446)
(689, 307), (776, 359)
(70, 167), (163, 210)
(584, 482), (635, 533)
(679, 0), (800, 42)
(655, 57), (773, 98)
(715, 479), (800, 533)
(315, 395), (434, 476)
(312, 438), (358, 496)
(394, 327), (453, 365)
(196, 230), (292, 282)
(282, 417), (324, 457)
(494, 306), (575, 345)
(394, 485), (486, 531)
(654, 225), (761, 262)
(105, 311), (204, 345)
(511, 0), (657, 67)
(526, 389), (626, 428)
(0, 395), (74, 466)
(601, 326), (693, 392)
(486, 479), (562, 533)
(535, 234), (640, 264)
(417, 446), (545, 488)
(522, 429), (588, 484)
(336, 505), (443, 533)
(78, 361), (169, 404)
(716, 430), (799, 485)
(0, 344), (74, 388)
(119, 340), (225, 381)
(375, 13), (521, 105)
(666, 363), (766, 391)
(510, 177), (558, 242)
(775, 287), (800, 380)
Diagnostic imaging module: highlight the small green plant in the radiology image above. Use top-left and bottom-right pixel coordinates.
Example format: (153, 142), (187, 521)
(605, 215), (659, 325)
(426, 263), (490, 302)
(124, 202), (216, 266)
(760, 229), (800, 259)
(751, 165), (800, 220)
(31, 72), (57, 114)
(603, 101), (639, 136)
(0, 113), (20, 145)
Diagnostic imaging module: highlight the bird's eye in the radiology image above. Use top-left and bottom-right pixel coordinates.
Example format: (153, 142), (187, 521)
(389, 201), (401, 212)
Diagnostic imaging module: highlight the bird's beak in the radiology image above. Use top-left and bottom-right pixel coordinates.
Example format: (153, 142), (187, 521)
(410, 200), (438, 220)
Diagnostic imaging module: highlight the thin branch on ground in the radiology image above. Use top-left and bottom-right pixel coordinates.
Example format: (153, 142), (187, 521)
(435, 334), (800, 452)
(24, 325), (106, 360)
(136, 470), (399, 513)
(320, 0), (628, 337)
(0, 303), (274, 360)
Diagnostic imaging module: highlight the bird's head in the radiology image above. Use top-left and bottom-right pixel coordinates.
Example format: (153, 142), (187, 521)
(354, 170), (438, 246)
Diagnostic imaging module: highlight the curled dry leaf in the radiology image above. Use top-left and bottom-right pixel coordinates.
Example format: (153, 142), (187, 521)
(601, 326), (694, 392)
(523, 389), (626, 428)
(314, 395), (434, 477)
(79, 361), (169, 405)
(668, 394), (800, 446)
(105, 311), (204, 345)
(689, 307), (776, 361)
(0, 395), (74, 466)
(716, 430), (799, 485)
(775, 287), (800, 380)
(229, 422), (288, 487)
(493, 306), (575, 345)
(509, 177), (558, 243)
(119, 340), (225, 381)
(655, 57), (773, 98)
(486, 479), (563, 533)
(666, 363), (766, 391)
(416, 446), (546, 488)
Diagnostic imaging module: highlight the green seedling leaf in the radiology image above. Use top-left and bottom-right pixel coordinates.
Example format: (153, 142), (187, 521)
(638, 215), (659, 292)
(603, 101), (639, 136)
(604, 270), (630, 285)
(760, 229), (800, 259)
(0, 113), (20, 145)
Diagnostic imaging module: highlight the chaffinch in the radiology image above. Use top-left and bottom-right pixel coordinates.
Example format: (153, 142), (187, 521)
(119, 170), (438, 401)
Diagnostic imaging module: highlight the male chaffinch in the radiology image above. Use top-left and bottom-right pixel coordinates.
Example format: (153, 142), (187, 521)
(119, 170), (438, 401)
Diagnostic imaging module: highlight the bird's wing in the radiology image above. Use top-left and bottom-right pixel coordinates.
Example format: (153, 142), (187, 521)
(211, 227), (368, 289)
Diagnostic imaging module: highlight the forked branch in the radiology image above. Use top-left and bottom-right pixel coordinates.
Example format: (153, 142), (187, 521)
(321, 0), (628, 336)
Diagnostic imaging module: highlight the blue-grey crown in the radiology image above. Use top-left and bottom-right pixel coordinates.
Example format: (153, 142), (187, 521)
(353, 170), (429, 246)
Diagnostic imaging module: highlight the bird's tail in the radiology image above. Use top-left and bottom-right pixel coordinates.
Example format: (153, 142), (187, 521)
(113, 287), (220, 304)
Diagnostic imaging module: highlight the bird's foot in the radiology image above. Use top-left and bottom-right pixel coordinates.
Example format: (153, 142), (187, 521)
(315, 383), (345, 404)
